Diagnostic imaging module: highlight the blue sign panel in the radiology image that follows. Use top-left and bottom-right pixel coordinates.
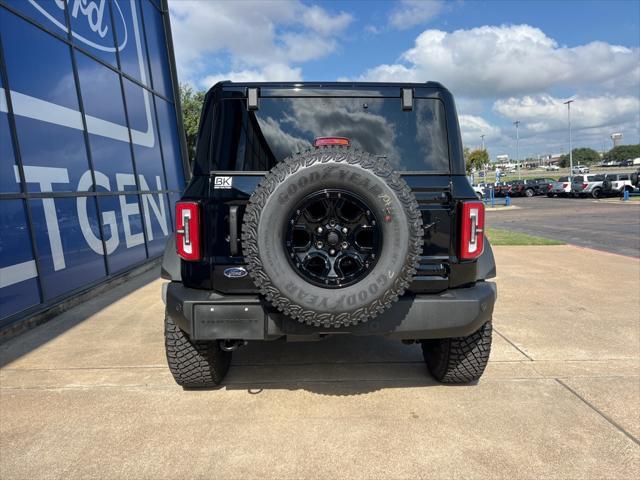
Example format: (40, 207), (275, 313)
(0, 0), (184, 324)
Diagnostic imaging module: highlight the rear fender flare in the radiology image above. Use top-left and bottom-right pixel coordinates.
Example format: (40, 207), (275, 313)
(476, 237), (496, 280)
(161, 234), (181, 282)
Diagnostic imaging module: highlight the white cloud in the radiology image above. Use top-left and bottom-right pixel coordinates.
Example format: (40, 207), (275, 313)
(301, 5), (352, 36)
(389, 0), (444, 30)
(169, 1), (353, 85)
(458, 114), (502, 145)
(357, 24), (639, 97)
(493, 94), (640, 133)
(200, 64), (303, 89)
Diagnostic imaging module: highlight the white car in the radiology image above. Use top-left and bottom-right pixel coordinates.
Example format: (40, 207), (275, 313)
(572, 165), (590, 174)
(573, 174), (605, 198)
(547, 176), (571, 197)
(472, 184), (484, 200)
(603, 173), (634, 195)
(545, 165), (560, 171)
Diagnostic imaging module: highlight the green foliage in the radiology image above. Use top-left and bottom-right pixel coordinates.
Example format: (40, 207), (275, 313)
(466, 148), (489, 172)
(559, 147), (600, 167)
(180, 83), (205, 163)
(485, 228), (564, 246)
(604, 144), (640, 162)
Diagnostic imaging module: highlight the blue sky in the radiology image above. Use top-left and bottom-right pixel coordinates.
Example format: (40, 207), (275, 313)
(169, 0), (640, 159)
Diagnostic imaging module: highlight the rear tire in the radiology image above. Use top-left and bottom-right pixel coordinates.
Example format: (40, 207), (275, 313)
(165, 313), (231, 388)
(525, 188), (534, 197)
(592, 188), (602, 199)
(421, 322), (492, 383)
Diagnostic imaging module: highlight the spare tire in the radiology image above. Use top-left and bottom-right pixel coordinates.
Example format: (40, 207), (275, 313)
(241, 146), (423, 328)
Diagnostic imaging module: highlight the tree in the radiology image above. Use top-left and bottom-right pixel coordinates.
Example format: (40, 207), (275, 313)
(604, 144), (640, 162)
(466, 148), (489, 173)
(559, 147), (600, 167)
(180, 83), (205, 163)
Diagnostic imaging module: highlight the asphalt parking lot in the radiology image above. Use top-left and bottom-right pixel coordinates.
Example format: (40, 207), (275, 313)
(1, 245), (639, 479)
(487, 196), (640, 257)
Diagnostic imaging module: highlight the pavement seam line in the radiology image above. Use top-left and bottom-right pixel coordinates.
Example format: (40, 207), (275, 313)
(555, 378), (640, 446)
(493, 327), (534, 361)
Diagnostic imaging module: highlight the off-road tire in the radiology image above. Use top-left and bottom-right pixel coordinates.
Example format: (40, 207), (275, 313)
(165, 313), (231, 388)
(525, 188), (534, 197)
(242, 146), (423, 328)
(421, 321), (492, 383)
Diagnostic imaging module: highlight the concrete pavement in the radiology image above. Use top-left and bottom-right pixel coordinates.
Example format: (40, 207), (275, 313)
(1, 246), (639, 479)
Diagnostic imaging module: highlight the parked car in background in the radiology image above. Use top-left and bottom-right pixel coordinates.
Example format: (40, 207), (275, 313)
(496, 181), (515, 197)
(510, 178), (555, 197)
(602, 173), (634, 196)
(493, 181), (508, 197)
(545, 164), (560, 171)
(533, 178), (556, 195)
(572, 174), (605, 198)
(548, 176), (571, 197)
(603, 160), (622, 167)
(472, 184), (484, 200)
(572, 165), (590, 174)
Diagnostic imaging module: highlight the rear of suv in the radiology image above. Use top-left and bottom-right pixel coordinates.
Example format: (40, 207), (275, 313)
(602, 173), (634, 196)
(548, 176), (571, 197)
(161, 82), (496, 387)
(573, 174), (605, 198)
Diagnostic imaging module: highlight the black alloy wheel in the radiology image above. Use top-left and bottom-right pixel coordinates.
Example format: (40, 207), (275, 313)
(285, 189), (381, 288)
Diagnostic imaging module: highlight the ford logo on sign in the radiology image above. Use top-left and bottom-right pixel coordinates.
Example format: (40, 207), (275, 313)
(29, 0), (128, 52)
(223, 267), (248, 279)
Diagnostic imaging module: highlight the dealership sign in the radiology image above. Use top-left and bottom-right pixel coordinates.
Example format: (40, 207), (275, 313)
(0, 1), (173, 296)
(2, 0), (154, 148)
(30, 0), (128, 52)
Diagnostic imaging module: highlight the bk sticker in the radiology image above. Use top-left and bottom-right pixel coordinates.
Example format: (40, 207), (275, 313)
(214, 176), (232, 189)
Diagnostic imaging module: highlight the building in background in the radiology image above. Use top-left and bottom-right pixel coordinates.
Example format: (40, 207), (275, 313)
(611, 133), (623, 148)
(0, 0), (187, 328)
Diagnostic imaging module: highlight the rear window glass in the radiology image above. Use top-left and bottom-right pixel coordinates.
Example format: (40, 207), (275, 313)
(592, 174), (605, 181)
(605, 174), (618, 180)
(574, 176), (584, 182)
(559, 176), (569, 182)
(196, 97), (450, 173)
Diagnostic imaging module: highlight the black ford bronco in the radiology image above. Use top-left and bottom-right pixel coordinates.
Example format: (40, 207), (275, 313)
(161, 82), (497, 387)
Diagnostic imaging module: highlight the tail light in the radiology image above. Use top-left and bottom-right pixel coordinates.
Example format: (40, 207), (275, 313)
(562, 183), (569, 189)
(176, 201), (201, 261)
(459, 201), (485, 260)
(581, 183), (588, 189)
(547, 184), (552, 190)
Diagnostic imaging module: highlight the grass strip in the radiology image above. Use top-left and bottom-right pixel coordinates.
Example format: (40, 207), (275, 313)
(485, 227), (565, 246)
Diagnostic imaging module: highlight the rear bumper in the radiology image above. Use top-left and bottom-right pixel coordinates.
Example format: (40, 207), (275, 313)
(163, 281), (497, 341)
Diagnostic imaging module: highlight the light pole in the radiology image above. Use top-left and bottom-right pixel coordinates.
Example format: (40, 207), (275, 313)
(514, 121), (520, 180)
(480, 134), (486, 181)
(564, 100), (574, 181)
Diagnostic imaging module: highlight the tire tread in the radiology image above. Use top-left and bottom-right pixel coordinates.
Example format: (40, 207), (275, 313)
(241, 146), (423, 328)
(165, 314), (231, 387)
(422, 322), (492, 383)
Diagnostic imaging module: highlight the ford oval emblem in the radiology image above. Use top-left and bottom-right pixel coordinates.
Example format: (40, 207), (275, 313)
(224, 267), (248, 278)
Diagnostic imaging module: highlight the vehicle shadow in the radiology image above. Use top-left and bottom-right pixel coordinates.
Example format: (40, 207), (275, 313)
(209, 336), (457, 396)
